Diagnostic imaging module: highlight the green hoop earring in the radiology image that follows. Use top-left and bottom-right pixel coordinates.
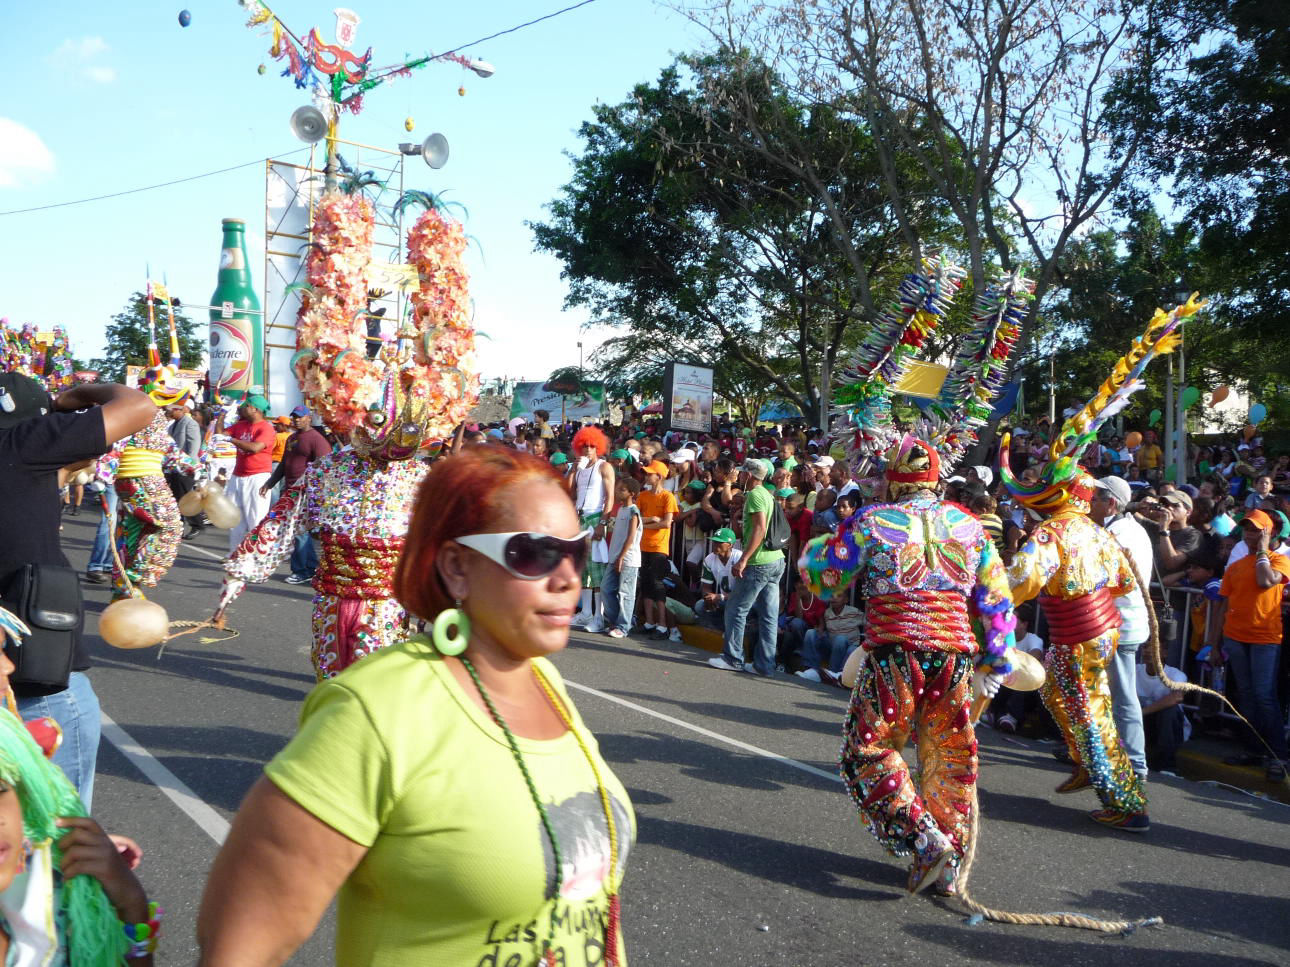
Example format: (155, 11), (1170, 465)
(433, 600), (470, 656)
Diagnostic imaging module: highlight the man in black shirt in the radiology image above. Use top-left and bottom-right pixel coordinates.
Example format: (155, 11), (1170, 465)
(0, 373), (156, 807)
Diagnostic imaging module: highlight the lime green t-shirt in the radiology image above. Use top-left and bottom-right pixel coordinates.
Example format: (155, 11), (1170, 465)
(265, 637), (635, 967)
(742, 482), (784, 566)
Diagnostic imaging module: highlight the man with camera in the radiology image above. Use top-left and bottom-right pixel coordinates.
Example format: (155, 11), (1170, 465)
(0, 373), (156, 807)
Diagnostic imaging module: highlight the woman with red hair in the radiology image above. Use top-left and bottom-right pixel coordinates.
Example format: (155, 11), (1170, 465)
(568, 425), (615, 630)
(198, 445), (635, 966)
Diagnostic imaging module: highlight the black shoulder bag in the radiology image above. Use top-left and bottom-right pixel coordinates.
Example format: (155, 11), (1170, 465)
(1, 564), (82, 693)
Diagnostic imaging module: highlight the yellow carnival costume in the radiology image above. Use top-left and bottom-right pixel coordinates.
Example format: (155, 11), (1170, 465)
(1001, 294), (1205, 828)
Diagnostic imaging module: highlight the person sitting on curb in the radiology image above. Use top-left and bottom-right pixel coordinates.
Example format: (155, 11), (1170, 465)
(693, 529), (741, 631)
(794, 595), (863, 686)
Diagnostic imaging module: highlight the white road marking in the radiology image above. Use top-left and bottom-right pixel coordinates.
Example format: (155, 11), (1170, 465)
(181, 542), (226, 561)
(101, 713), (230, 845)
(564, 680), (842, 784)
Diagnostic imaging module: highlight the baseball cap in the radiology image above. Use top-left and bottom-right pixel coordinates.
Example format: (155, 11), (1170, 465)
(290, 404), (310, 418)
(1161, 491), (1193, 512)
(550, 453), (568, 466)
(0, 372), (53, 429)
(1241, 509), (1273, 533)
(642, 460), (668, 478)
(712, 527), (736, 544)
(245, 394), (271, 415)
(1273, 510), (1290, 540)
(1092, 475), (1132, 509)
(740, 458), (768, 480)
(774, 487), (795, 498)
(811, 455), (835, 468)
(668, 450), (694, 463)
(609, 449), (630, 460)
(686, 479), (707, 491)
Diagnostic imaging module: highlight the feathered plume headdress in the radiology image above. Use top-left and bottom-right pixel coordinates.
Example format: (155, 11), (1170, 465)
(832, 256), (966, 476)
(1001, 292), (1207, 514)
(919, 272), (1032, 477)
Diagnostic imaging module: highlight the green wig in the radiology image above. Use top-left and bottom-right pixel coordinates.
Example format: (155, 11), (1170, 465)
(0, 710), (128, 966)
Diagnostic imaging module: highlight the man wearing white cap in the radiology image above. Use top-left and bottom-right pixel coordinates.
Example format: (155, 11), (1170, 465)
(1090, 475), (1153, 782)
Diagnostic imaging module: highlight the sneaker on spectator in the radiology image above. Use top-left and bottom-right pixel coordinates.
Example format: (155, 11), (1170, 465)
(570, 612), (592, 630)
(795, 668), (821, 683)
(744, 663), (772, 677)
(650, 627), (668, 640)
(84, 571), (109, 585)
(996, 713), (1018, 733)
(284, 573), (312, 585)
(978, 711), (994, 728)
(822, 669), (844, 687)
(607, 628), (627, 639)
(707, 656), (742, 672)
(668, 628), (682, 643)
(584, 619), (605, 634)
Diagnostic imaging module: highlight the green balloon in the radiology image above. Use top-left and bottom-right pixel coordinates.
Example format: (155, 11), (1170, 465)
(1181, 386), (1201, 409)
(1148, 408), (1162, 427)
(1164, 465), (1177, 482)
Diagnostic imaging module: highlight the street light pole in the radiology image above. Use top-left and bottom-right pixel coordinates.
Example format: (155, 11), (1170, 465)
(577, 341), (583, 381)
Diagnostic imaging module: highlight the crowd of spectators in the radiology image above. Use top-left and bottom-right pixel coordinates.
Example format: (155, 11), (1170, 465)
(484, 408), (1288, 784)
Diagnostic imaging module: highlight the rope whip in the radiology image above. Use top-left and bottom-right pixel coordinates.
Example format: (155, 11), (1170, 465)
(941, 552), (1273, 931)
(103, 501), (240, 654)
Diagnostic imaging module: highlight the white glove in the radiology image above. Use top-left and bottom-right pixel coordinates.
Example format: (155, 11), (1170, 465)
(980, 671), (1007, 699)
(576, 455), (590, 469)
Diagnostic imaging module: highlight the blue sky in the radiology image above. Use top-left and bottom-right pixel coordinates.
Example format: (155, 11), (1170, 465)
(1, 0), (705, 383)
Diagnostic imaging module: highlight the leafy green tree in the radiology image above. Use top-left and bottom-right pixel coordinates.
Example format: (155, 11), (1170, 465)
(532, 54), (961, 423)
(91, 291), (205, 384)
(1107, 0), (1290, 402)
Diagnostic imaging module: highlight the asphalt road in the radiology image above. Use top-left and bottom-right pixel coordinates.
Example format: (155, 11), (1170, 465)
(57, 512), (1290, 966)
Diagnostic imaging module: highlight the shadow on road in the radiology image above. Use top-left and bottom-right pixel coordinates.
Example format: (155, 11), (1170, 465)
(97, 722), (282, 812)
(904, 919), (1282, 967)
(598, 730), (838, 793)
(636, 813), (900, 903)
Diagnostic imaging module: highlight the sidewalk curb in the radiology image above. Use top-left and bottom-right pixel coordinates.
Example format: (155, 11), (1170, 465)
(1177, 748), (1290, 805)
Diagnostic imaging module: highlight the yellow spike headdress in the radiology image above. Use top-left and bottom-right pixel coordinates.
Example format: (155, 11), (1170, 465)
(1001, 293), (1207, 514)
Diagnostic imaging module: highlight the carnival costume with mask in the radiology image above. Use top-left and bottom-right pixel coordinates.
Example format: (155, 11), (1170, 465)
(800, 261), (1033, 895)
(112, 383), (197, 600)
(1001, 295), (1205, 826)
(214, 194), (478, 679)
(801, 437), (1016, 893)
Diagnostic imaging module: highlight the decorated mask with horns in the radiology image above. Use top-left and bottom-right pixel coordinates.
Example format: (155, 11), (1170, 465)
(1000, 292), (1207, 516)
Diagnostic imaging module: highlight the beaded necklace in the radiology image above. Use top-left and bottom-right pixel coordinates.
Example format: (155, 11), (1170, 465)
(459, 655), (622, 967)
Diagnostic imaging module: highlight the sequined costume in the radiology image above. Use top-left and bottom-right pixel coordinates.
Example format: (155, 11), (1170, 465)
(998, 295), (1205, 826)
(112, 409), (196, 599)
(211, 194), (477, 678)
(217, 450), (428, 680)
(1006, 500), (1144, 813)
(800, 438), (1015, 892)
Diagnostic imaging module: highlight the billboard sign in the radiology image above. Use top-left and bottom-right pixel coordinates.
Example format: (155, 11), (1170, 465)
(662, 362), (714, 433)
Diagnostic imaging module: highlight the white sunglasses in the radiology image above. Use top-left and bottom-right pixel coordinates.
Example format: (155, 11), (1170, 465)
(454, 529), (593, 580)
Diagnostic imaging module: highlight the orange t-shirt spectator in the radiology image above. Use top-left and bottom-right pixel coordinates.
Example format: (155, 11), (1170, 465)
(637, 484), (679, 554)
(1219, 512), (1290, 644)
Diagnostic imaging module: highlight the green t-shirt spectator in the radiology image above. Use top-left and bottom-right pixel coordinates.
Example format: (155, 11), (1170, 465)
(743, 483), (784, 566)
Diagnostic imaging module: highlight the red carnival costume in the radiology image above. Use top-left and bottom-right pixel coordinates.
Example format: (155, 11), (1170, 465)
(213, 192), (478, 679)
(800, 436), (1016, 894)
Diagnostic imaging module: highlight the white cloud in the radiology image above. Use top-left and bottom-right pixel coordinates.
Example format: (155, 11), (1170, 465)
(0, 119), (55, 189)
(50, 36), (116, 84)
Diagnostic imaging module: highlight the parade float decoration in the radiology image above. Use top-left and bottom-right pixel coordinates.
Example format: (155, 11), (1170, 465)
(212, 3), (483, 679)
(0, 320), (76, 393)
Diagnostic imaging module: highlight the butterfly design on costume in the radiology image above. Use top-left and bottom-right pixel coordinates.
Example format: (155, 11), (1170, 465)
(868, 505), (977, 588)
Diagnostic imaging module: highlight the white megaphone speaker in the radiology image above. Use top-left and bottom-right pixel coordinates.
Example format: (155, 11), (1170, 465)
(290, 105), (328, 144)
(420, 133), (449, 169)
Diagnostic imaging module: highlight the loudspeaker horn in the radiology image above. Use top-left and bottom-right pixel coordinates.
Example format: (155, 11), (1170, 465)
(289, 105), (328, 144)
(420, 133), (449, 169)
